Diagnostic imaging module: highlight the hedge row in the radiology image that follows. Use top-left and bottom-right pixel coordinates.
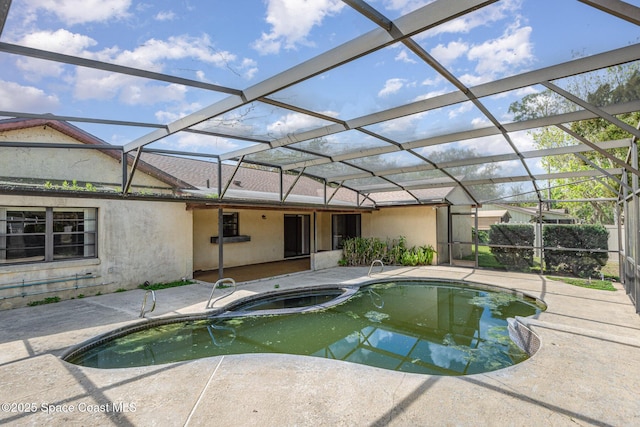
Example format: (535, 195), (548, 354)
(488, 224), (535, 269)
(487, 223), (609, 277)
(543, 224), (608, 278)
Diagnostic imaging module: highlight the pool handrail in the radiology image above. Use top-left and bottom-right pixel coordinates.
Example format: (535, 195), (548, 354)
(368, 259), (384, 277)
(206, 278), (237, 309)
(139, 289), (156, 318)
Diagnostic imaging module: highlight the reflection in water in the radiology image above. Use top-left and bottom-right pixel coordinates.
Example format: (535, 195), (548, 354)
(68, 282), (541, 375)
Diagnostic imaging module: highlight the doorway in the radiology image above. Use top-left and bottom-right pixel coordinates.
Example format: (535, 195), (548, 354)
(284, 214), (310, 258)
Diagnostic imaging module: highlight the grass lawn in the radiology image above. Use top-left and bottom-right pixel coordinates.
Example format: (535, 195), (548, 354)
(546, 276), (616, 291)
(463, 246), (619, 287)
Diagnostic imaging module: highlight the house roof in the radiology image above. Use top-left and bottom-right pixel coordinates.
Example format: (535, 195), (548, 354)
(0, 117), (455, 207)
(476, 210), (510, 219)
(0, 118), (196, 191)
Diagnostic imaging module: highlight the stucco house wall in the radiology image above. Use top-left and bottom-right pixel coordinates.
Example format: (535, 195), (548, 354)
(193, 209), (331, 271)
(361, 206), (438, 264)
(0, 195), (192, 310)
(315, 212), (333, 252)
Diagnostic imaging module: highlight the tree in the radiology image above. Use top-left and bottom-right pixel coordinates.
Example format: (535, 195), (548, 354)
(507, 64), (640, 224)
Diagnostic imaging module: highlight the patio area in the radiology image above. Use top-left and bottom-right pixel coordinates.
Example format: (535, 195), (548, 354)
(0, 265), (638, 426)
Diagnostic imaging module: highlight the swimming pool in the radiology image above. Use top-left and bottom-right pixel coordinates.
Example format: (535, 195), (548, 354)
(63, 280), (544, 375)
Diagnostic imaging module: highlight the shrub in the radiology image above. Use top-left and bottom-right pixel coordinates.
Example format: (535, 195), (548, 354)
(341, 236), (435, 267)
(488, 224), (535, 270)
(473, 229), (490, 244)
(543, 224), (609, 278)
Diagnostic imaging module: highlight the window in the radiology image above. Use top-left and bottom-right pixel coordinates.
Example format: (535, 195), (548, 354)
(1, 207), (97, 265)
(222, 212), (239, 237)
(210, 212), (249, 244)
(332, 214), (361, 250)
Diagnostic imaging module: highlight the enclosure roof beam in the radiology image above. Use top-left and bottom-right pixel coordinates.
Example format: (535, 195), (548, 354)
(0, 110), (271, 145)
(555, 124), (640, 178)
(326, 138), (631, 182)
(0, 42), (241, 96)
(280, 104), (637, 173)
(220, 156), (245, 199)
(356, 168), (625, 193)
(282, 168), (306, 203)
(125, 0), (494, 154)
(574, 153), (631, 192)
(346, 44), (640, 130)
(0, 0), (11, 38)
(542, 82), (640, 141)
(578, 0), (640, 25)
(226, 44), (640, 167)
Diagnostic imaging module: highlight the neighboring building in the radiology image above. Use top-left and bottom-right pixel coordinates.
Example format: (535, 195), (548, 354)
(478, 203), (577, 225)
(475, 209), (512, 231)
(0, 118), (475, 309)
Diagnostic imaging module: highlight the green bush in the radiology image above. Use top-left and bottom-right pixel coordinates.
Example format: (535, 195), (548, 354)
(488, 224), (535, 269)
(341, 236), (435, 267)
(473, 229), (490, 244)
(543, 224), (609, 278)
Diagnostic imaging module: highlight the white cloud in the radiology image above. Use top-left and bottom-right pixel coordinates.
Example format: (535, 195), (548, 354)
(0, 80), (59, 111)
(378, 78), (406, 98)
(111, 35), (235, 70)
(467, 21), (534, 78)
(17, 28), (97, 54)
(252, 0), (345, 55)
(421, 76), (442, 87)
(266, 111), (333, 136)
(73, 68), (188, 106)
(119, 83), (187, 105)
(430, 40), (468, 67)
(471, 117), (491, 128)
(458, 73), (489, 87)
(509, 130), (538, 152)
(14, 28), (256, 103)
(174, 133), (239, 152)
(155, 103), (204, 124)
(15, 29), (98, 80)
(458, 21), (534, 87)
(155, 11), (175, 21)
(26, 0), (131, 25)
(425, 0), (522, 38)
(448, 101), (473, 119)
(240, 58), (259, 80)
(458, 134), (510, 155)
(381, 0), (435, 15)
(378, 113), (424, 135)
(395, 50), (416, 64)
(412, 89), (447, 102)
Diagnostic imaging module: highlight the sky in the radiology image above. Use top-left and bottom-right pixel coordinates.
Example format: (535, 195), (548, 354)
(1, 0), (639, 183)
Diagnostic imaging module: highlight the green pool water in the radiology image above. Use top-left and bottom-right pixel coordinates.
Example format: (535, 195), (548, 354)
(67, 281), (542, 375)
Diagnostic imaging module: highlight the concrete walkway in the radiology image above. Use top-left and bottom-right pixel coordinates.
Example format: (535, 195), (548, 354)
(0, 266), (638, 426)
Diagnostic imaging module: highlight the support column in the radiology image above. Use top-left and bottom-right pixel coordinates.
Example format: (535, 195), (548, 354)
(218, 208), (224, 280)
(474, 205), (479, 268)
(632, 139), (639, 312)
(218, 160), (224, 280)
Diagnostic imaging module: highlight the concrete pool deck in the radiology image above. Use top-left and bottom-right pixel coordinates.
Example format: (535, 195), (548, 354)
(0, 265), (638, 426)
